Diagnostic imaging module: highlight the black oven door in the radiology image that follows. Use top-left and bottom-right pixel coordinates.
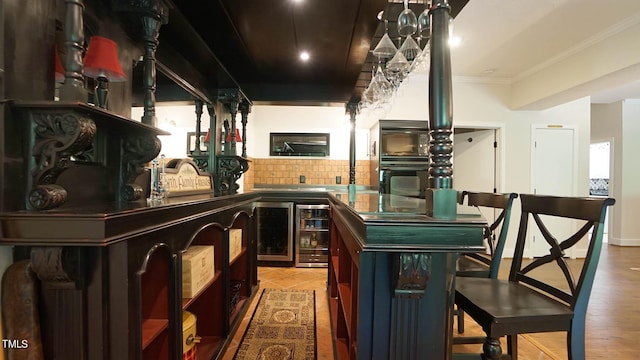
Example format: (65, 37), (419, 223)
(379, 168), (428, 198)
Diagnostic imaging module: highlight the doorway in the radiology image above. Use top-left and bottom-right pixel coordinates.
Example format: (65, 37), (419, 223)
(453, 126), (503, 226)
(589, 140), (611, 240)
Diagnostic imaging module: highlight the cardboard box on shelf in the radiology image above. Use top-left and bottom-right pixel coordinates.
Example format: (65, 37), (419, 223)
(182, 245), (215, 298)
(229, 229), (243, 264)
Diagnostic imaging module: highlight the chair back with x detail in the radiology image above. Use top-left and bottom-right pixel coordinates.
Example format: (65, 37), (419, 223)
(457, 191), (518, 279)
(455, 194), (615, 360)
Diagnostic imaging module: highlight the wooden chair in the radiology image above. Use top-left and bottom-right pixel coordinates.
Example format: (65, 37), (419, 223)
(454, 194), (615, 360)
(455, 191), (518, 333)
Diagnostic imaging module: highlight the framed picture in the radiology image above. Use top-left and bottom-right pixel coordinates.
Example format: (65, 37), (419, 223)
(186, 132), (208, 155)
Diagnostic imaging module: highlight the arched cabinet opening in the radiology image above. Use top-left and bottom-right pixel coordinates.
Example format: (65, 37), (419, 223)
(182, 224), (225, 358)
(140, 244), (173, 360)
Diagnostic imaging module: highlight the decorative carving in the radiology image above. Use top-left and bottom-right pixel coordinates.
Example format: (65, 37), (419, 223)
(28, 110), (96, 209)
(121, 133), (162, 201)
(30, 247), (85, 289)
(29, 185), (68, 210)
(215, 155), (249, 196)
(190, 155), (209, 172)
(392, 253), (432, 299)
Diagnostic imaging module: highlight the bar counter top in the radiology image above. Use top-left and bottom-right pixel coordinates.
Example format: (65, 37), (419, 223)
(328, 189), (487, 253)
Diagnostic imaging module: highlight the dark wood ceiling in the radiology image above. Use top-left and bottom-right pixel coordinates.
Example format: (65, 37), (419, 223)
(146, 0), (469, 106)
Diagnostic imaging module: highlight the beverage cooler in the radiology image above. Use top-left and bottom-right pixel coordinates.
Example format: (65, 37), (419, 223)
(256, 202), (294, 265)
(295, 204), (330, 267)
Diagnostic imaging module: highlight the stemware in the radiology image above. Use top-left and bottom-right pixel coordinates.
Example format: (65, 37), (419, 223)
(397, 0), (418, 36)
(417, 1), (431, 37)
(372, 20), (397, 61)
(398, 36), (421, 62)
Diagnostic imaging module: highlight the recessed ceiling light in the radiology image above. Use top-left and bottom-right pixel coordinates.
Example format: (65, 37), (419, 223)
(299, 51), (310, 61)
(292, 0), (304, 3)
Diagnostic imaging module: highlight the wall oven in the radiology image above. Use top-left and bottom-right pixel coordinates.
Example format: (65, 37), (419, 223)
(379, 120), (430, 165)
(379, 167), (429, 198)
(256, 202), (294, 265)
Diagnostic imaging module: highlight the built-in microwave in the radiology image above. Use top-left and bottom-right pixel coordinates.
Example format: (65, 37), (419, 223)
(379, 120), (430, 164)
(379, 167), (429, 198)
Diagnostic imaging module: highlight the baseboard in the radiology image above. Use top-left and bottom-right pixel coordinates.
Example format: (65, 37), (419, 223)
(607, 237), (640, 246)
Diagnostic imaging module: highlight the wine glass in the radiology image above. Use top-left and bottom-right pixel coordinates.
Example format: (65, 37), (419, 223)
(397, 0), (418, 36)
(417, 1), (430, 37)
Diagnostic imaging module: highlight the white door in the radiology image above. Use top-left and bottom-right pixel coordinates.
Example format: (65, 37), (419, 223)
(530, 126), (575, 257)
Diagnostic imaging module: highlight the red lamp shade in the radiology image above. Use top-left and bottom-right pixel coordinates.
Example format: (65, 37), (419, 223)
(226, 129), (242, 142)
(83, 36), (127, 81)
(54, 50), (65, 83)
(203, 129), (210, 142)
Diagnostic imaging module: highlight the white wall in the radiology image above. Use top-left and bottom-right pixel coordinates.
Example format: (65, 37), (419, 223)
(131, 104), (204, 159)
(592, 100), (640, 246)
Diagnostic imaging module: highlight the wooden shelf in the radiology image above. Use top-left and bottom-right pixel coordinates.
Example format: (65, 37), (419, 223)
(182, 270), (222, 308)
(229, 247), (247, 266)
(337, 283), (352, 333)
(141, 319), (168, 349)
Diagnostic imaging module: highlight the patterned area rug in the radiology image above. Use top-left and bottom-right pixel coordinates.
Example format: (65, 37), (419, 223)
(234, 288), (316, 360)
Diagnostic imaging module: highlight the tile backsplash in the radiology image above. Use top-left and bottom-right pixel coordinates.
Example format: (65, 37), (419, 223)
(244, 158), (371, 189)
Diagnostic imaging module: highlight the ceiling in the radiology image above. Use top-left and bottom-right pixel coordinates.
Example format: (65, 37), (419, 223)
(151, 0), (468, 105)
(149, 0), (640, 107)
(449, 0), (640, 105)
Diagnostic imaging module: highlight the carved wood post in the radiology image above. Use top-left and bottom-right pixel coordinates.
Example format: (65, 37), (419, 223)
(111, 0), (169, 127)
(239, 101), (251, 158)
(227, 100), (239, 156)
(59, 0), (88, 102)
(194, 99), (204, 155)
(426, 0), (457, 219)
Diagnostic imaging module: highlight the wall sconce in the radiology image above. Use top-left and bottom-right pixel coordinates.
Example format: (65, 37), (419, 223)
(226, 129), (242, 143)
(83, 36), (127, 109)
(54, 50), (65, 83)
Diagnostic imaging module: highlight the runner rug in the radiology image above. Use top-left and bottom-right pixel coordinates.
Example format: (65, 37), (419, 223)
(234, 288), (316, 360)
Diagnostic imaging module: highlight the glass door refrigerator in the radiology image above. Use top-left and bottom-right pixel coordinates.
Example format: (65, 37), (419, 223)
(295, 204), (330, 267)
(256, 202), (294, 266)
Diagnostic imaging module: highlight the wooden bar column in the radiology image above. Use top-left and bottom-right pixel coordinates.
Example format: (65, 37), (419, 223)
(426, 0), (456, 219)
(59, 0), (87, 102)
(346, 102), (358, 186)
(239, 101), (251, 158)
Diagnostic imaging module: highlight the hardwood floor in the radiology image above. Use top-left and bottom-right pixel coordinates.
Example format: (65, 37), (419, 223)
(220, 244), (639, 359)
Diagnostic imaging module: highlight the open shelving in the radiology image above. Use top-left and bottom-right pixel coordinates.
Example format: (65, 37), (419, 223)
(141, 246), (172, 360)
(328, 212), (359, 360)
